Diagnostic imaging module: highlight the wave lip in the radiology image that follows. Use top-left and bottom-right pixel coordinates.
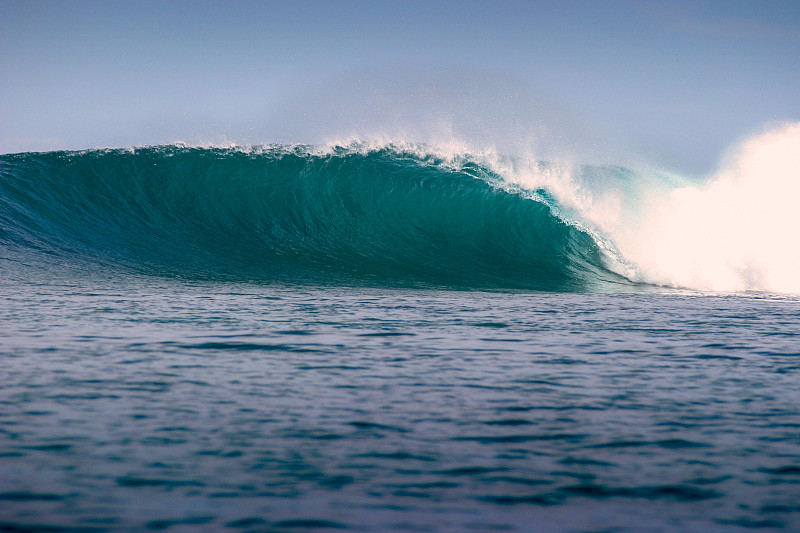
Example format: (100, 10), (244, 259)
(0, 143), (628, 291)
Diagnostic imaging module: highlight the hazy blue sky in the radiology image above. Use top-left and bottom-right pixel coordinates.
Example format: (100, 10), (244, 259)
(2, 0), (798, 174)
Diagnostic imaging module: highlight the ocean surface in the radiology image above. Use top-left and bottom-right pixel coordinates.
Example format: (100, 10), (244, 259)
(2, 140), (799, 532)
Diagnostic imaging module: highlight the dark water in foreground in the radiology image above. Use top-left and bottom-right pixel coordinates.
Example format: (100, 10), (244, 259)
(2, 274), (799, 533)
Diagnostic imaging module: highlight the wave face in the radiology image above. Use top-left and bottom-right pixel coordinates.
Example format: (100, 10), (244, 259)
(0, 145), (626, 291)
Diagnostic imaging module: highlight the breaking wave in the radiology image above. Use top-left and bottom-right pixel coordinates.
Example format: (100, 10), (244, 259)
(2, 122), (799, 294)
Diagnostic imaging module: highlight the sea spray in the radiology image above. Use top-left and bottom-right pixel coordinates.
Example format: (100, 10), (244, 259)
(611, 122), (800, 293)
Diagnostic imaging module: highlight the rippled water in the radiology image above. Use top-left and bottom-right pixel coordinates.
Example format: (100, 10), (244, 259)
(2, 274), (800, 532)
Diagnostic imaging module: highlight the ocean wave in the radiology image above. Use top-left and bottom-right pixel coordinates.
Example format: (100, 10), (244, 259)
(3, 123), (799, 294)
(0, 143), (626, 291)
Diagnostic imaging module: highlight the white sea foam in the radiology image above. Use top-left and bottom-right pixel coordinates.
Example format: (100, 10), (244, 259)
(608, 122), (800, 293)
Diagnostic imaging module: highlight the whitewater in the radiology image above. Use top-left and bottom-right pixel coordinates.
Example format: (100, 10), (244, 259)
(1, 123), (800, 532)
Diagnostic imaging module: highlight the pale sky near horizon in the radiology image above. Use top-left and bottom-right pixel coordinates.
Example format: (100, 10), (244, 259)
(1, 0), (798, 175)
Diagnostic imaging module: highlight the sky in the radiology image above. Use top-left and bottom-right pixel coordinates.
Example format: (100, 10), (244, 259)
(1, 0), (798, 175)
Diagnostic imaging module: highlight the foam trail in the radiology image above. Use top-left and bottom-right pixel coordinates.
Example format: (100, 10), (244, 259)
(616, 122), (800, 293)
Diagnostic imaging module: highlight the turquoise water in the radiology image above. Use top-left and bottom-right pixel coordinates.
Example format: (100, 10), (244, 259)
(2, 145), (800, 532)
(0, 145), (625, 291)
